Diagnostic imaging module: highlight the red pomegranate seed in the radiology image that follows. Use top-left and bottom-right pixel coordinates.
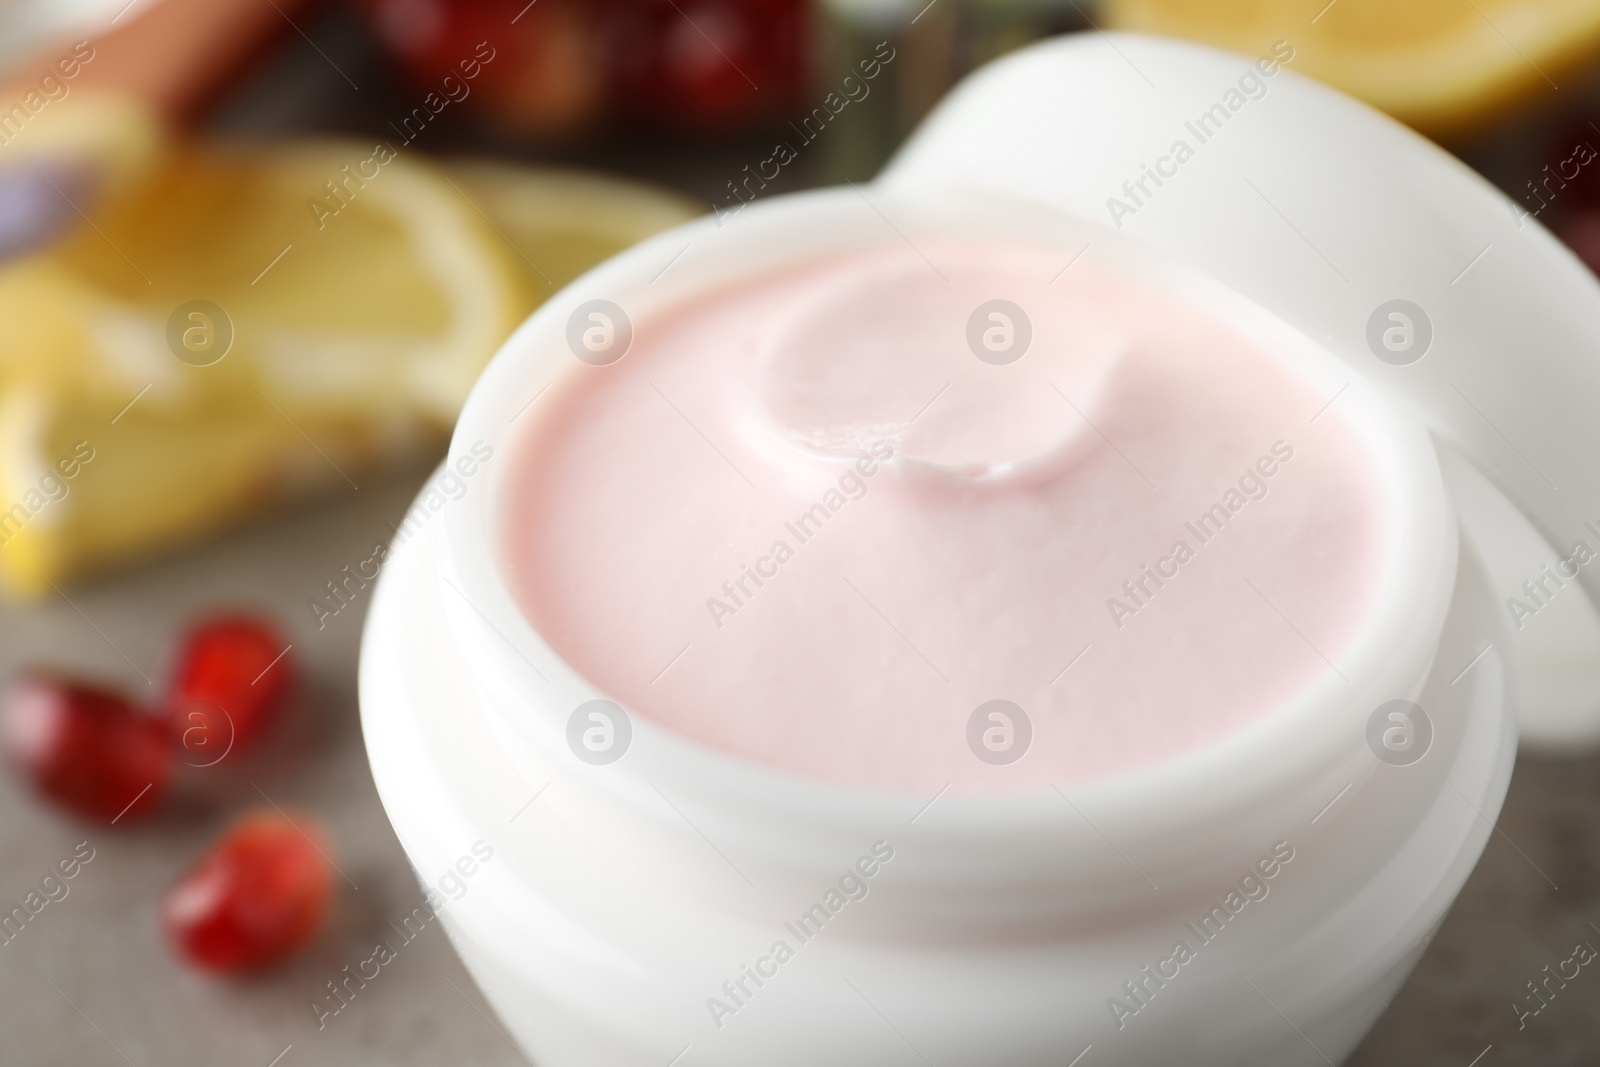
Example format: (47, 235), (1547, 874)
(2, 673), (172, 822)
(167, 614), (294, 757)
(163, 809), (334, 973)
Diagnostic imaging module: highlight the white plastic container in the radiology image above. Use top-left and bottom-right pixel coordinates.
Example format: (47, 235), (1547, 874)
(361, 33), (1600, 1065)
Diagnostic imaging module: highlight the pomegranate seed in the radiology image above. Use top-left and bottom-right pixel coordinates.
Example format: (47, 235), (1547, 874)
(2, 673), (172, 822)
(1558, 212), (1600, 275)
(163, 809), (334, 973)
(167, 614), (294, 756)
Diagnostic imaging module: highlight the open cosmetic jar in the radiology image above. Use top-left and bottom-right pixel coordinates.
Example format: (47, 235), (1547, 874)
(361, 32), (1600, 1066)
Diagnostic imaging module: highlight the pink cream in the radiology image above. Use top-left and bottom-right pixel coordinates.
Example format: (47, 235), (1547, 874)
(502, 240), (1389, 792)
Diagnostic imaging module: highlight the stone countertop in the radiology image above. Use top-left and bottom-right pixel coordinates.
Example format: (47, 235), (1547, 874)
(1, 465), (1596, 1066)
(0, 470), (533, 1066)
(1348, 748), (1600, 1067)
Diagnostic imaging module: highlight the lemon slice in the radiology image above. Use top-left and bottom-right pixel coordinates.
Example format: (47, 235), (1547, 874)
(445, 160), (704, 293)
(0, 90), (164, 197)
(0, 141), (700, 596)
(1103, 0), (1600, 136)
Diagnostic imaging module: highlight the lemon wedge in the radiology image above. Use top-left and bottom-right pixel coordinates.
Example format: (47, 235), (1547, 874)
(0, 91), (163, 200)
(0, 139), (700, 596)
(446, 161), (704, 294)
(1103, 0), (1600, 137)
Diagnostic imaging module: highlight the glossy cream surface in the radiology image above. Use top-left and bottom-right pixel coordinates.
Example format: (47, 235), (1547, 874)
(502, 240), (1389, 792)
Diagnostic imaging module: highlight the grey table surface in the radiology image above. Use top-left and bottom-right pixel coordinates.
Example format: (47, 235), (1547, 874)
(0, 465), (1596, 1067)
(4, 7), (1600, 1065)
(0, 471), (540, 1067)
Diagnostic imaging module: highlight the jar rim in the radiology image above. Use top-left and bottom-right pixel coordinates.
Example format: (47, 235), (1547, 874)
(435, 185), (1458, 886)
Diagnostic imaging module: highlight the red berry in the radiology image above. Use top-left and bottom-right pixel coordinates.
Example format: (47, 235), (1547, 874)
(613, 0), (809, 134)
(163, 809), (334, 973)
(1558, 212), (1600, 275)
(167, 614), (294, 757)
(3, 673), (172, 822)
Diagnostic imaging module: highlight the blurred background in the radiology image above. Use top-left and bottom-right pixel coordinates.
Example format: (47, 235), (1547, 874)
(2, 0), (1600, 1063)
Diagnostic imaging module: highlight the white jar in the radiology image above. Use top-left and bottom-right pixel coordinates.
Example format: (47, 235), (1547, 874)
(361, 32), (1600, 1067)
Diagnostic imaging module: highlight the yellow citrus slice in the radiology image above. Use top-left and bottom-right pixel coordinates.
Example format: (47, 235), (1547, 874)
(1103, 0), (1600, 137)
(0, 139), (700, 596)
(445, 160), (704, 294)
(0, 90), (163, 200)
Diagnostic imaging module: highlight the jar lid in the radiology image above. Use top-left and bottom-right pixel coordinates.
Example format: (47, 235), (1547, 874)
(882, 32), (1600, 744)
